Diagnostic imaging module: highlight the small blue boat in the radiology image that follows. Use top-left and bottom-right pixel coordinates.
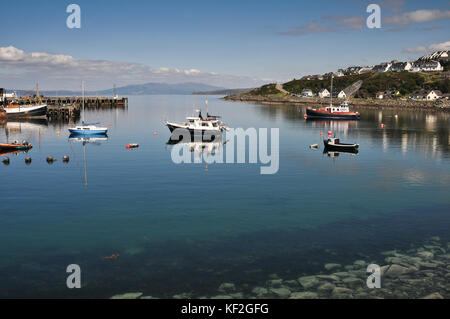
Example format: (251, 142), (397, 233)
(68, 81), (108, 136)
(69, 122), (108, 135)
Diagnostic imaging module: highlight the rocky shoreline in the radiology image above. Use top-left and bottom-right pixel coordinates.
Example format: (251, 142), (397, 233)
(223, 95), (450, 112)
(111, 237), (449, 299)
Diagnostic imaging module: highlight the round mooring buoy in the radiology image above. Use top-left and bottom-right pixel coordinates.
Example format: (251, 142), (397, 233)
(2, 157), (10, 165)
(25, 157), (32, 165)
(22, 140), (29, 146)
(46, 156), (56, 164)
(62, 155), (70, 163)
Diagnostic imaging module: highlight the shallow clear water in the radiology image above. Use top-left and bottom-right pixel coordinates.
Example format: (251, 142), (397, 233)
(0, 96), (449, 298)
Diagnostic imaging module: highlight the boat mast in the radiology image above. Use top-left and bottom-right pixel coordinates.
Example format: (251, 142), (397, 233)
(330, 74), (333, 107)
(82, 80), (85, 123)
(206, 98), (209, 116)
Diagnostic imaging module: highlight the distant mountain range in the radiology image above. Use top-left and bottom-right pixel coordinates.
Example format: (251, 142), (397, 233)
(192, 88), (254, 95)
(3, 82), (229, 96)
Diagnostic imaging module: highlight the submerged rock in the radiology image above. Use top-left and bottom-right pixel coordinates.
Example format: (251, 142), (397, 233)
(317, 282), (335, 293)
(267, 279), (283, 287)
(289, 292), (319, 299)
(252, 287), (269, 296)
(111, 292), (143, 299)
(218, 283), (236, 293)
(421, 293), (444, 299)
(270, 287), (291, 298)
(332, 287), (353, 299)
(298, 276), (320, 289)
(353, 260), (366, 267)
(324, 263), (342, 271)
(383, 264), (417, 278)
(417, 251), (434, 260)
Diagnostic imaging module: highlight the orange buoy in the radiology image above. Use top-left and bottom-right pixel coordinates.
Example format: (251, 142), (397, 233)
(153, 132), (158, 136)
(304, 114), (307, 119)
(328, 131), (332, 137)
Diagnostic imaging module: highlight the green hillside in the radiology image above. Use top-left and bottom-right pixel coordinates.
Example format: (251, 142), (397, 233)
(248, 72), (449, 98)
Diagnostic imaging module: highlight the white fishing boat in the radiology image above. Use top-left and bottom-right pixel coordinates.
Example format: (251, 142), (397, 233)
(68, 81), (108, 136)
(165, 99), (228, 135)
(3, 83), (47, 118)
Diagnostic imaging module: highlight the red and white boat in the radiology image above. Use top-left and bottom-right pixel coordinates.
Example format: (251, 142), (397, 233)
(306, 101), (360, 120)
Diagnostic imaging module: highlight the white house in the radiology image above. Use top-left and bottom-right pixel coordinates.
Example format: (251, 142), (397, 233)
(426, 90), (443, 101)
(376, 92), (384, 99)
(301, 89), (314, 97)
(318, 88), (330, 98)
(391, 62), (412, 72)
(332, 90), (347, 99)
(372, 63), (392, 73)
(412, 60), (444, 72)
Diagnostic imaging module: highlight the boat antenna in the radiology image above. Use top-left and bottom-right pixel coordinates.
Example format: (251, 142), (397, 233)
(330, 74), (333, 107)
(36, 82), (43, 105)
(82, 80), (85, 123)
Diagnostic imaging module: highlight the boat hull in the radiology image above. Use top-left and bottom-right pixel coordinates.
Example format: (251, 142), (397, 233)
(5, 104), (47, 118)
(0, 144), (33, 151)
(69, 129), (108, 135)
(324, 140), (359, 153)
(166, 123), (222, 136)
(306, 108), (360, 120)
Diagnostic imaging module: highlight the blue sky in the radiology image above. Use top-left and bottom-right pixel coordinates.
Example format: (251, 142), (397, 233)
(0, 0), (449, 90)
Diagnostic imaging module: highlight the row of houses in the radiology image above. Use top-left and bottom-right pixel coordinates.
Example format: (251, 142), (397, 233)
(300, 51), (448, 81)
(341, 60), (444, 75)
(298, 88), (347, 99)
(375, 89), (450, 101)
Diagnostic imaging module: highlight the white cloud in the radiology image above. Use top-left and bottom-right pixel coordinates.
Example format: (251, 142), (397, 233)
(385, 9), (450, 25)
(0, 46), (265, 90)
(404, 41), (450, 53)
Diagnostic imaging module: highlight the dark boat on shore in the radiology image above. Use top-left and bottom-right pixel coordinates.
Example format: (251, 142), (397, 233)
(324, 137), (359, 153)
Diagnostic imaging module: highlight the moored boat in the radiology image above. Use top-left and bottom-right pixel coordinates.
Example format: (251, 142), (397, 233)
(4, 103), (48, 118)
(305, 74), (360, 120)
(306, 101), (360, 120)
(0, 141), (33, 151)
(324, 137), (359, 153)
(68, 81), (108, 136)
(165, 100), (228, 136)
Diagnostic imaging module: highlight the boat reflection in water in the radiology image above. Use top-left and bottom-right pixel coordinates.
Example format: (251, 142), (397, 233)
(323, 148), (359, 158)
(167, 132), (227, 170)
(68, 134), (108, 186)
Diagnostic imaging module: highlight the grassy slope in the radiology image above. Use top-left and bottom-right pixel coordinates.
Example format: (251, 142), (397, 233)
(246, 72), (449, 98)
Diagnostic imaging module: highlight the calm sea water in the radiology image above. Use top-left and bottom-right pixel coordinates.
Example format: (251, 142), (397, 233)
(0, 95), (449, 298)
